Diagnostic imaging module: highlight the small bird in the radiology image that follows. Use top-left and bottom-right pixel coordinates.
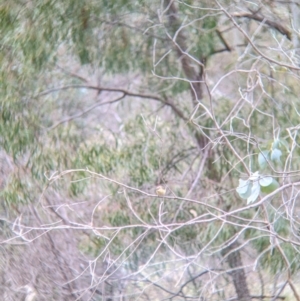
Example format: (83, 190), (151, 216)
(156, 185), (166, 197)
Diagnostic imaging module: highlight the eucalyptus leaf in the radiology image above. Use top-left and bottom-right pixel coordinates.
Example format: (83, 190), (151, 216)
(260, 178), (280, 194)
(278, 139), (290, 152)
(236, 179), (251, 194)
(258, 150), (270, 169)
(259, 176), (273, 187)
(271, 148), (282, 162)
(272, 139), (280, 150)
(247, 181), (261, 204)
(249, 171), (260, 181)
(238, 185), (253, 200)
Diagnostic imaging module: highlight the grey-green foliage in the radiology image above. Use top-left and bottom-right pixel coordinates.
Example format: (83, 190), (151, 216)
(2, 0), (300, 299)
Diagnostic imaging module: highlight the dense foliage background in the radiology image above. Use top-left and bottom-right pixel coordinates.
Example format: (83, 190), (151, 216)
(1, 0), (300, 300)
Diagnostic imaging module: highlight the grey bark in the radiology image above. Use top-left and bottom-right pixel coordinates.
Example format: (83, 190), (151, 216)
(221, 241), (251, 301)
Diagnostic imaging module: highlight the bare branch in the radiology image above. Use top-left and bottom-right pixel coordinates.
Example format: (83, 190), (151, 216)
(231, 11), (292, 40)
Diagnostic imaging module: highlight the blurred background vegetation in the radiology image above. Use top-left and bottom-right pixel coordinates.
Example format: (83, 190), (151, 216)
(1, 0), (300, 300)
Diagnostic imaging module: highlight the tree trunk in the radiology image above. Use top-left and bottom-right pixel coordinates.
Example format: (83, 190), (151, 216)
(221, 241), (251, 301)
(163, 0), (204, 104)
(164, 2), (251, 300)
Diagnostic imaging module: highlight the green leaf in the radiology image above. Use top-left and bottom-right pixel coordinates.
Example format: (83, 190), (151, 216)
(273, 138), (289, 153)
(236, 179), (252, 199)
(249, 171), (260, 181)
(278, 139), (290, 152)
(271, 148), (282, 162)
(259, 176), (273, 187)
(260, 178), (280, 194)
(237, 172), (263, 203)
(258, 150), (270, 169)
(247, 181), (260, 204)
(272, 139), (280, 149)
